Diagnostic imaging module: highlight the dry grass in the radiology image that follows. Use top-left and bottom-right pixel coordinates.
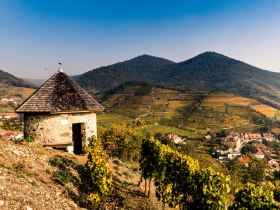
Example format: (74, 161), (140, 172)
(167, 100), (194, 110)
(201, 93), (255, 107)
(250, 104), (278, 118)
(109, 159), (176, 210)
(22, 88), (35, 98)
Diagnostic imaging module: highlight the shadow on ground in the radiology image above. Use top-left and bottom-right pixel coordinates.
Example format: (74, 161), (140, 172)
(49, 155), (93, 209)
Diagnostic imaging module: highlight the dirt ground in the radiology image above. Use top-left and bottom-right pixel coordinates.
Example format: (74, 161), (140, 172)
(0, 140), (175, 210)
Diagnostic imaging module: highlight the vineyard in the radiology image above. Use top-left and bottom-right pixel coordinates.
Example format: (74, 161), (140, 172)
(139, 138), (280, 209)
(100, 83), (280, 138)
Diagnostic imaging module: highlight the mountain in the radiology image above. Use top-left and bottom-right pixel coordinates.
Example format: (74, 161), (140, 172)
(0, 69), (33, 88)
(75, 52), (280, 108)
(158, 52), (280, 107)
(75, 54), (174, 92)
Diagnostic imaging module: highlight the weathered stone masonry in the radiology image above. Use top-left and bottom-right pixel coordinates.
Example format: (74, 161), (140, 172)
(24, 112), (96, 146)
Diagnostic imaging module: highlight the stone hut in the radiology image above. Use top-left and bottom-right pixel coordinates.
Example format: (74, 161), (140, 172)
(16, 67), (104, 154)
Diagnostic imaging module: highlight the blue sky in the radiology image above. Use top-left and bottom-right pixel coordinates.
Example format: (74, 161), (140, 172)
(1, 0), (280, 79)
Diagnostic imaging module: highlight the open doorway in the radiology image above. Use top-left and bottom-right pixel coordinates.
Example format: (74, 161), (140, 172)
(72, 123), (84, 154)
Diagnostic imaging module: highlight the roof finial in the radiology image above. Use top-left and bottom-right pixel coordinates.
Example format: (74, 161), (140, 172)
(58, 61), (64, 72)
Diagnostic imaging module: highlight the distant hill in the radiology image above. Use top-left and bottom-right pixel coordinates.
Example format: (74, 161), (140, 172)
(75, 52), (280, 109)
(0, 69), (33, 88)
(22, 78), (46, 87)
(75, 54), (174, 92)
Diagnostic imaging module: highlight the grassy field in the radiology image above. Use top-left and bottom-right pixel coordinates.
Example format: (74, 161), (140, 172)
(136, 124), (202, 138)
(97, 112), (133, 128)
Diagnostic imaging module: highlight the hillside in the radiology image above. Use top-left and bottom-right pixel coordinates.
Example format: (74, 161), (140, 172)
(158, 52), (280, 109)
(0, 140), (165, 210)
(75, 52), (280, 109)
(0, 83), (35, 112)
(75, 55), (174, 93)
(0, 70), (33, 88)
(99, 83), (280, 137)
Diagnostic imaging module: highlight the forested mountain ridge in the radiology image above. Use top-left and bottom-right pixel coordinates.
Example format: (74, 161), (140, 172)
(158, 52), (280, 108)
(75, 54), (174, 92)
(75, 52), (280, 109)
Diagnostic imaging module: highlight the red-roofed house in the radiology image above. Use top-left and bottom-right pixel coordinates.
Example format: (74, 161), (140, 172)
(247, 133), (262, 140)
(0, 112), (19, 119)
(252, 142), (267, 150)
(238, 156), (250, 166)
(268, 159), (279, 171)
(255, 150), (265, 159)
(1, 135), (10, 141)
(0, 127), (7, 135)
(262, 133), (275, 141)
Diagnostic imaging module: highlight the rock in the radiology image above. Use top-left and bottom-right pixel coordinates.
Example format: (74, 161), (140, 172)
(0, 200), (4, 206)
(12, 149), (20, 155)
(26, 206), (32, 210)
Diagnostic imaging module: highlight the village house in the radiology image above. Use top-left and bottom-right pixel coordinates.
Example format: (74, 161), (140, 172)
(238, 156), (250, 167)
(262, 133), (275, 141)
(0, 127), (23, 141)
(0, 112), (19, 119)
(0, 127), (7, 136)
(246, 133), (262, 140)
(254, 150), (265, 159)
(16, 66), (104, 154)
(167, 133), (183, 144)
(267, 158), (279, 171)
(227, 151), (241, 159)
(204, 135), (212, 141)
(252, 142), (267, 150)
(1, 98), (14, 102)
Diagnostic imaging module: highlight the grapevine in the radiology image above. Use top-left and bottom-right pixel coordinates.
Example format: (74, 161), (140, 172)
(86, 136), (113, 208)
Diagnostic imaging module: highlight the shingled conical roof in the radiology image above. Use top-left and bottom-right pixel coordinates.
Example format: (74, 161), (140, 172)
(16, 70), (104, 113)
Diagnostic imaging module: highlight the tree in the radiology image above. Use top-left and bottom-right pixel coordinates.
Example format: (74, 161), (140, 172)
(243, 156), (266, 184)
(241, 144), (258, 155)
(226, 158), (244, 192)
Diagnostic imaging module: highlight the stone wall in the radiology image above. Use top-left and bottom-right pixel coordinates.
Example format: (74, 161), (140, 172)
(24, 112), (97, 148)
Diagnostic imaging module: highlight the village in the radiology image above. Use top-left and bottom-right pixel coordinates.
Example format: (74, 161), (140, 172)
(213, 131), (280, 171)
(0, 112), (23, 141)
(165, 130), (280, 172)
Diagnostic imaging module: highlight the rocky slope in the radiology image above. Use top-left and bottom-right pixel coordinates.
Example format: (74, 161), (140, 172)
(0, 140), (167, 210)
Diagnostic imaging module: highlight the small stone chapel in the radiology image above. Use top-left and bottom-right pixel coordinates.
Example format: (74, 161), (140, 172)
(16, 66), (104, 154)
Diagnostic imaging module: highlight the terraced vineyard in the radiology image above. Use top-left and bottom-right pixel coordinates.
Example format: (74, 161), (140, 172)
(100, 83), (280, 138)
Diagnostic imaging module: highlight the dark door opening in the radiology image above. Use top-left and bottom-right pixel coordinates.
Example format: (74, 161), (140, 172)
(72, 123), (83, 154)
